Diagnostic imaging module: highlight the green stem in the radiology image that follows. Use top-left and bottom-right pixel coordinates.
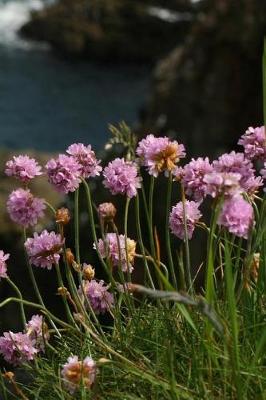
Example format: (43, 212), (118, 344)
(74, 188), (81, 264)
(165, 174), (177, 289)
(124, 197), (131, 282)
(181, 185), (192, 292)
(6, 277), (26, 328)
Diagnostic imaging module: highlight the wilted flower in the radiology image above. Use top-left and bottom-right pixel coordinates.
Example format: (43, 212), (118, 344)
(96, 233), (136, 273)
(181, 157), (213, 201)
(81, 280), (114, 314)
(82, 264), (95, 281)
(61, 355), (97, 394)
(7, 189), (46, 227)
(169, 201), (202, 240)
(46, 154), (81, 193)
(98, 202), (117, 221)
(24, 230), (64, 269)
(0, 250), (9, 280)
(218, 195), (254, 239)
(103, 158), (141, 198)
(136, 134), (186, 177)
(66, 143), (102, 178)
(26, 315), (49, 351)
(5, 155), (42, 183)
(0, 332), (38, 366)
(55, 207), (71, 225)
(238, 126), (266, 161)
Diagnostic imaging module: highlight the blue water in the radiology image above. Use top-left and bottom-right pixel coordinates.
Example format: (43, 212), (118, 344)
(0, 0), (149, 152)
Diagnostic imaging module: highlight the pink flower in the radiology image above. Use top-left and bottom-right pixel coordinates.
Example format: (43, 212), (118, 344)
(218, 195), (254, 239)
(103, 158), (141, 198)
(7, 189), (46, 227)
(203, 172), (242, 198)
(169, 201), (202, 240)
(238, 126), (266, 161)
(61, 355), (97, 394)
(26, 315), (50, 351)
(181, 157), (213, 201)
(81, 280), (114, 314)
(0, 332), (38, 366)
(136, 134), (186, 177)
(96, 233), (136, 273)
(24, 230), (64, 269)
(45, 154), (81, 193)
(0, 250), (9, 280)
(5, 155), (42, 184)
(66, 143), (102, 178)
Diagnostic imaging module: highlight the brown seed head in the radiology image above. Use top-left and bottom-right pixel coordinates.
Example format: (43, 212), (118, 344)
(56, 208), (71, 225)
(83, 264), (95, 281)
(98, 202), (117, 221)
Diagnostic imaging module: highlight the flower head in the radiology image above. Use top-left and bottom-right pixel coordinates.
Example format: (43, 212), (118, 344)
(203, 172), (242, 198)
(96, 233), (136, 273)
(26, 315), (49, 351)
(181, 157), (213, 201)
(61, 355), (97, 394)
(98, 202), (117, 222)
(66, 143), (102, 178)
(5, 155), (42, 183)
(0, 332), (38, 366)
(218, 195), (254, 239)
(169, 201), (202, 240)
(24, 230), (64, 269)
(81, 280), (114, 314)
(103, 158), (141, 198)
(136, 134), (186, 177)
(238, 126), (266, 161)
(46, 154), (81, 194)
(7, 189), (46, 227)
(0, 251), (9, 280)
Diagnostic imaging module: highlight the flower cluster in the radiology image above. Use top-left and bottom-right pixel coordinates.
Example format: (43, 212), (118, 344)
(96, 233), (136, 272)
(7, 188), (46, 227)
(103, 158), (141, 198)
(238, 126), (266, 161)
(24, 230), (64, 269)
(5, 155), (42, 183)
(180, 157), (213, 201)
(46, 154), (81, 194)
(61, 355), (97, 394)
(169, 201), (202, 240)
(66, 143), (102, 178)
(137, 134), (186, 177)
(0, 250), (9, 280)
(81, 279), (114, 314)
(0, 332), (38, 366)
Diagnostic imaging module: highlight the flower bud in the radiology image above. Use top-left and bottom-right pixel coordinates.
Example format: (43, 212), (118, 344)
(66, 248), (75, 265)
(57, 286), (68, 297)
(82, 264), (95, 281)
(55, 208), (71, 225)
(98, 202), (117, 222)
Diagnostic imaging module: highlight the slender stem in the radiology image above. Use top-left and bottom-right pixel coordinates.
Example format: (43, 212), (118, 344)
(135, 195), (155, 288)
(165, 174), (177, 289)
(74, 188), (81, 264)
(6, 278), (26, 328)
(124, 197), (131, 282)
(54, 262), (76, 326)
(148, 176), (156, 258)
(181, 185), (192, 292)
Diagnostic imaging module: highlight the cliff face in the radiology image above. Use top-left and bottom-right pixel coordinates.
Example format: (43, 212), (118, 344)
(20, 0), (195, 62)
(139, 0), (266, 157)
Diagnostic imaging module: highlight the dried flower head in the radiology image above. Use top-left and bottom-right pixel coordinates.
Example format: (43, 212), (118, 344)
(55, 207), (71, 225)
(61, 355), (97, 394)
(5, 155), (42, 183)
(82, 264), (95, 281)
(66, 248), (75, 265)
(7, 189), (46, 227)
(98, 202), (117, 221)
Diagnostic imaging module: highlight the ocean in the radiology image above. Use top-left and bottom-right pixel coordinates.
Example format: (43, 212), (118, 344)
(0, 0), (149, 152)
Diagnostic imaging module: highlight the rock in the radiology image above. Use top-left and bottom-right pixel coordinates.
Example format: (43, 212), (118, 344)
(140, 0), (266, 157)
(20, 0), (195, 62)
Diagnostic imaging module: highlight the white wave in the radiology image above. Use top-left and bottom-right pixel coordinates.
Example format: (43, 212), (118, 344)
(0, 0), (50, 49)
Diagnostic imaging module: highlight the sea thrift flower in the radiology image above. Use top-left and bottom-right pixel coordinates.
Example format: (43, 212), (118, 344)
(181, 157), (213, 201)
(96, 233), (136, 272)
(169, 201), (202, 240)
(46, 154), (81, 194)
(98, 202), (117, 221)
(26, 315), (49, 351)
(136, 134), (186, 177)
(66, 143), (102, 178)
(204, 172), (242, 198)
(7, 189), (46, 227)
(61, 355), (97, 394)
(0, 332), (38, 366)
(218, 195), (254, 239)
(0, 250), (9, 280)
(55, 207), (71, 225)
(24, 230), (64, 269)
(238, 126), (266, 161)
(81, 280), (114, 314)
(103, 158), (141, 198)
(5, 155), (42, 183)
